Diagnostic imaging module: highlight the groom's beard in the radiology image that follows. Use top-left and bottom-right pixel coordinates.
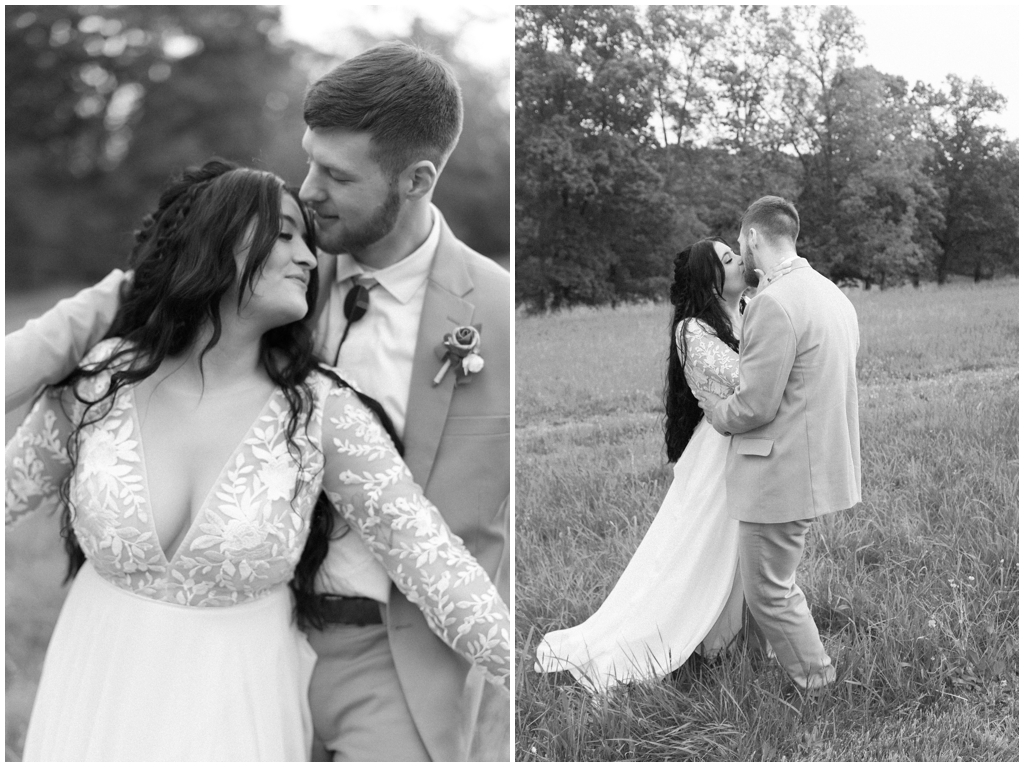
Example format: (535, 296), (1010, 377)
(743, 257), (760, 288)
(318, 184), (402, 256)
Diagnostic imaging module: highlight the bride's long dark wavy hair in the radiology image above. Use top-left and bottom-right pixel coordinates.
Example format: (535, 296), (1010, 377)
(50, 158), (401, 629)
(664, 238), (740, 462)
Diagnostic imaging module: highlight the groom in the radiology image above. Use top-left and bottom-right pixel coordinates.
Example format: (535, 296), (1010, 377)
(706, 196), (860, 692)
(297, 43), (510, 761)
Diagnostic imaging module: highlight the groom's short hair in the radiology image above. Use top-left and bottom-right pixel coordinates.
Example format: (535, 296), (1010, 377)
(303, 42), (463, 178)
(742, 196), (799, 244)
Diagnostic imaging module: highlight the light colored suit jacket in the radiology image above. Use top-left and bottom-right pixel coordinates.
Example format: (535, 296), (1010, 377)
(711, 259), (861, 523)
(387, 216), (510, 762)
(317, 213), (510, 761)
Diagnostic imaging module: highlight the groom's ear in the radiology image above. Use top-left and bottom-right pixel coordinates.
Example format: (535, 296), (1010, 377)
(401, 160), (438, 201)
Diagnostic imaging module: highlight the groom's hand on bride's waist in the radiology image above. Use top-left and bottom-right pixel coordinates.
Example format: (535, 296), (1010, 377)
(700, 391), (723, 423)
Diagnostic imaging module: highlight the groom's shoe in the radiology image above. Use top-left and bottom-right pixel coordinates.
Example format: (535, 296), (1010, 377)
(781, 653), (837, 704)
(781, 678), (831, 704)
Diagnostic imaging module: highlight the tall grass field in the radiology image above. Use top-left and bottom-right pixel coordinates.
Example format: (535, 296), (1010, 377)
(515, 279), (1018, 761)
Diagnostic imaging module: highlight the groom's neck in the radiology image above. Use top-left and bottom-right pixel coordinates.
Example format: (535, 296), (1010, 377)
(756, 245), (798, 273)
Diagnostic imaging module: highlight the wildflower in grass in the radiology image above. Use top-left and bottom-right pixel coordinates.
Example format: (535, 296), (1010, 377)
(927, 618), (937, 629)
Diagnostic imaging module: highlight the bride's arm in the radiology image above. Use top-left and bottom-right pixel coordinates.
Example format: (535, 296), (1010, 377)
(5, 390), (76, 527)
(319, 385), (511, 690)
(5, 269), (127, 412)
(678, 319), (741, 420)
(680, 319), (740, 389)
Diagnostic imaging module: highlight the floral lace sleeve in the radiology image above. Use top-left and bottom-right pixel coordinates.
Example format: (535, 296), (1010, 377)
(678, 318), (740, 400)
(319, 385), (511, 690)
(6, 390), (75, 527)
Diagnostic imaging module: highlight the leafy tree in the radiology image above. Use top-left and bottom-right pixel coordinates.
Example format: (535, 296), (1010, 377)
(708, 5), (790, 155)
(918, 75), (1019, 283)
(642, 5), (728, 150)
(770, 10), (935, 287)
(514, 5), (1018, 308)
(641, 8), (802, 250)
(516, 6), (681, 311)
(825, 67), (938, 288)
(773, 6), (864, 274)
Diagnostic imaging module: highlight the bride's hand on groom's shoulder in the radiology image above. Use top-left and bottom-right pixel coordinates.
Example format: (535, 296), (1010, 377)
(751, 267), (775, 293)
(751, 261), (796, 294)
(754, 268), (769, 291)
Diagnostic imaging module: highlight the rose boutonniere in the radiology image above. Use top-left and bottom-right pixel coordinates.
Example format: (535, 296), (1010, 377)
(433, 324), (484, 386)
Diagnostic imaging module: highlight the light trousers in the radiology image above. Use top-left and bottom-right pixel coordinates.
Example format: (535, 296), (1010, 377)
(307, 624), (431, 762)
(738, 518), (835, 689)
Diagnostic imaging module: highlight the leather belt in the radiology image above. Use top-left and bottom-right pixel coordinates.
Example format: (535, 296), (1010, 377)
(315, 594), (384, 626)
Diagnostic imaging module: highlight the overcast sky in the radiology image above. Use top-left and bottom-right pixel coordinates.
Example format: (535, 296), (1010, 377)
(852, 4), (1018, 137)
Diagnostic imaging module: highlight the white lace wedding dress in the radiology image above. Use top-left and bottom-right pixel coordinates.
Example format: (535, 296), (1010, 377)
(535, 319), (744, 692)
(5, 339), (509, 761)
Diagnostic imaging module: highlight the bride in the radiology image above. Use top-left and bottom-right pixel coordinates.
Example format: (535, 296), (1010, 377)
(5, 159), (509, 760)
(535, 237), (758, 692)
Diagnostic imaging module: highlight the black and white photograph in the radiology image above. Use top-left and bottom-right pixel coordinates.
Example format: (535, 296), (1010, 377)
(5, 4), (510, 761)
(515, 5), (1018, 761)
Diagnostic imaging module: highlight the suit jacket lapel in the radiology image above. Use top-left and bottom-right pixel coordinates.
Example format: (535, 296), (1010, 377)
(403, 213), (474, 487)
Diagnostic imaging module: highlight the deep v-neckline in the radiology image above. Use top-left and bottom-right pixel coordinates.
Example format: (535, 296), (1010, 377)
(129, 385), (280, 564)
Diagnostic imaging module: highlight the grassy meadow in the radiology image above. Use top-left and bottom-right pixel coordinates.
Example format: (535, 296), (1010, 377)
(515, 278), (1019, 761)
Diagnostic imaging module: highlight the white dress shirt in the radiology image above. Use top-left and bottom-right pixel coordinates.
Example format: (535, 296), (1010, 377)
(313, 206), (441, 601)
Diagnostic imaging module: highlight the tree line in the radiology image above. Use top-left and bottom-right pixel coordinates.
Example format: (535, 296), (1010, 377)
(515, 5), (1019, 311)
(6, 6), (509, 289)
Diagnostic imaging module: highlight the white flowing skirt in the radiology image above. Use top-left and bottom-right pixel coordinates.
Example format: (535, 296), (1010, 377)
(22, 561), (316, 761)
(535, 418), (743, 692)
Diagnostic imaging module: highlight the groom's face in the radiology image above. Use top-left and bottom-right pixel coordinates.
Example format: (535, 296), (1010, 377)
(299, 128), (402, 259)
(738, 226), (759, 288)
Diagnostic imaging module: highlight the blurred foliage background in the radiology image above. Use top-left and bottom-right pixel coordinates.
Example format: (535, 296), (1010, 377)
(6, 5), (510, 290)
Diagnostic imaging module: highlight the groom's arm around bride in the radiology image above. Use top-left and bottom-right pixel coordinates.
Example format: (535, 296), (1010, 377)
(708, 196), (861, 692)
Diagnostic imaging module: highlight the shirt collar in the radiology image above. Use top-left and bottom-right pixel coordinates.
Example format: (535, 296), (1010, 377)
(332, 205), (440, 304)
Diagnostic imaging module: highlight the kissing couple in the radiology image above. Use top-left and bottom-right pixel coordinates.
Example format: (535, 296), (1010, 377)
(536, 196), (862, 697)
(6, 42), (510, 761)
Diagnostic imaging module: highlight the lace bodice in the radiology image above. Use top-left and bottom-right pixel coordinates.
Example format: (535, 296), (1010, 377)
(676, 318), (740, 402)
(5, 339), (509, 688)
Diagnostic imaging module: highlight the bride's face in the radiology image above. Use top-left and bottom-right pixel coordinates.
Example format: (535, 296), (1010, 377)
(713, 241), (746, 298)
(231, 193), (317, 331)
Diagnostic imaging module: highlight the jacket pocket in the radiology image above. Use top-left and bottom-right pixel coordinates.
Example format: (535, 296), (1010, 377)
(736, 438), (774, 457)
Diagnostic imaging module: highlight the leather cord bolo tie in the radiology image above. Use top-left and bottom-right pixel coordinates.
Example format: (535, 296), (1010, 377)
(332, 277), (376, 366)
